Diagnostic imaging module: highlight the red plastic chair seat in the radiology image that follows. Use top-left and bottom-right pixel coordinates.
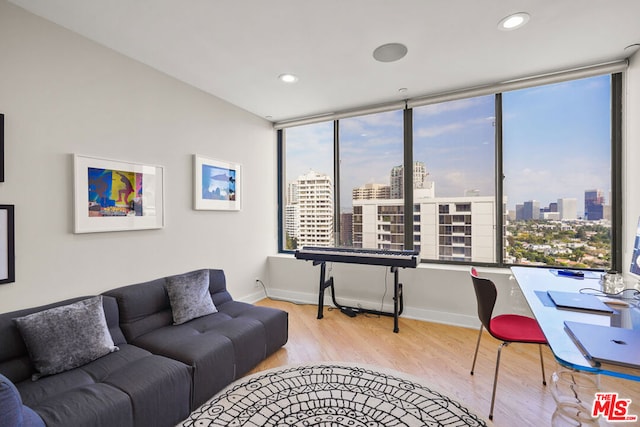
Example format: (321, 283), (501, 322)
(489, 314), (547, 344)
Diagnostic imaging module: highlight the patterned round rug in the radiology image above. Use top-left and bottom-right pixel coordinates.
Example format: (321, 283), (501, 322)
(178, 363), (489, 426)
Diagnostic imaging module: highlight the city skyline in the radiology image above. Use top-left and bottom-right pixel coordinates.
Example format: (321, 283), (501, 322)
(285, 74), (611, 215)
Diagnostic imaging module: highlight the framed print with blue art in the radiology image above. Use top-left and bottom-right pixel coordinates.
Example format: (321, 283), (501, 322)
(194, 155), (241, 211)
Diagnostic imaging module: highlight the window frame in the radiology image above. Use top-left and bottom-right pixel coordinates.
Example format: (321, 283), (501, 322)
(278, 72), (623, 271)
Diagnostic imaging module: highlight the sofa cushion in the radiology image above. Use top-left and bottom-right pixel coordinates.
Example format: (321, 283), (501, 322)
(103, 269), (234, 342)
(0, 373), (45, 427)
(16, 344), (191, 427)
(13, 296), (118, 380)
(28, 383), (133, 427)
(217, 301), (289, 356)
(165, 270), (217, 325)
(131, 321), (236, 409)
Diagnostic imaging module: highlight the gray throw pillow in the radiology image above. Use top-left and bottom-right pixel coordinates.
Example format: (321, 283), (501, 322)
(165, 270), (217, 325)
(13, 296), (118, 380)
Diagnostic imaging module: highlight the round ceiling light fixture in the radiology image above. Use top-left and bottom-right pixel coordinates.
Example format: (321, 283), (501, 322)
(278, 73), (299, 83)
(498, 12), (530, 31)
(373, 43), (408, 63)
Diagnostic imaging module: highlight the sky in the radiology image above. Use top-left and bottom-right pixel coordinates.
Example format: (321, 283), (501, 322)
(285, 74), (611, 214)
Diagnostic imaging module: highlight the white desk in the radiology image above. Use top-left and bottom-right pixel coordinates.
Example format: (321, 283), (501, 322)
(511, 266), (640, 382)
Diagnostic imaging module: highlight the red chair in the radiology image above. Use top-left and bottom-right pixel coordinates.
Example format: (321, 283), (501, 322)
(469, 267), (547, 420)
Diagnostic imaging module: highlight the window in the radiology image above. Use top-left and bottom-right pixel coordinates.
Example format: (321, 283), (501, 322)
(279, 73), (620, 270)
(340, 111), (404, 249)
(282, 121), (334, 250)
(413, 96), (496, 263)
(502, 75), (613, 269)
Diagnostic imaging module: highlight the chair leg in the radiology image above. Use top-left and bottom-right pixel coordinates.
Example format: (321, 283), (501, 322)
(489, 342), (509, 421)
(539, 344), (547, 386)
(470, 325), (483, 375)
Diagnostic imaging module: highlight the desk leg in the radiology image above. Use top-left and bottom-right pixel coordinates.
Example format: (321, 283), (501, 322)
(550, 365), (601, 426)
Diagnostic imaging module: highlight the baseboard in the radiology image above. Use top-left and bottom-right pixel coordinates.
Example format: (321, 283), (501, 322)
(237, 290), (268, 304)
(265, 288), (478, 329)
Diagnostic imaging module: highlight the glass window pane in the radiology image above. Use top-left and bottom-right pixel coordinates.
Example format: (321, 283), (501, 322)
(341, 110), (404, 249)
(503, 75), (612, 269)
(413, 96), (497, 263)
(283, 122), (334, 250)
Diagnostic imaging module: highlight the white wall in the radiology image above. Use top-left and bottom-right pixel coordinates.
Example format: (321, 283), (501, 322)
(2, 1), (638, 329)
(0, 2), (276, 312)
(267, 51), (640, 330)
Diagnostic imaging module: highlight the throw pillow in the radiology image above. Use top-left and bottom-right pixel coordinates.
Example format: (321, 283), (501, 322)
(13, 296), (119, 380)
(0, 374), (45, 427)
(0, 373), (23, 427)
(165, 270), (217, 325)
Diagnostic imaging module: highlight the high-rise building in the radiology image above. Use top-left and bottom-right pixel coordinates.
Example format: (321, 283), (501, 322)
(295, 170), (334, 247)
(286, 181), (299, 205)
(390, 161), (428, 199)
(339, 212), (353, 246)
(284, 204), (299, 243)
(352, 196), (498, 262)
(557, 198), (577, 220)
(585, 189), (604, 220)
(522, 200), (540, 220)
(352, 183), (390, 200)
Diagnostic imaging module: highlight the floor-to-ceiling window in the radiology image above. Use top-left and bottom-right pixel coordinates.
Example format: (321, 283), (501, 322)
(339, 110), (404, 249)
(502, 75), (613, 270)
(278, 72), (620, 270)
(282, 121), (334, 250)
(413, 96), (497, 263)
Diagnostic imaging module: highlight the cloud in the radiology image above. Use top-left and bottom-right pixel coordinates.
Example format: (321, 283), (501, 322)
(414, 122), (465, 138)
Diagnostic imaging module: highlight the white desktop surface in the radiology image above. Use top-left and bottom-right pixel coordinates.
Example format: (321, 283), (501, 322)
(511, 266), (640, 381)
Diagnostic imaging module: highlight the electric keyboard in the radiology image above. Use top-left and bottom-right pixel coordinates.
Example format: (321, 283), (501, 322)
(294, 246), (420, 268)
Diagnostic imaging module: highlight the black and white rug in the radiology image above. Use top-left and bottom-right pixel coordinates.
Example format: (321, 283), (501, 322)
(178, 363), (489, 426)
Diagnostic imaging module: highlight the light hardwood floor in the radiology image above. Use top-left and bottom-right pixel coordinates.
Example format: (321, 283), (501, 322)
(249, 299), (640, 427)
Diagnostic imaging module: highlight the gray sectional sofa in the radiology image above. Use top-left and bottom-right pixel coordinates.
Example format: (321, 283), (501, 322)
(0, 269), (288, 427)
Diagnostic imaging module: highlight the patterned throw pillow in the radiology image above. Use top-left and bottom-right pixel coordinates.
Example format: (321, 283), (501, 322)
(165, 270), (217, 325)
(13, 296), (118, 380)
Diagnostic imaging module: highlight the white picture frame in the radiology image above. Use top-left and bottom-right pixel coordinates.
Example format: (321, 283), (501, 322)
(193, 154), (241, 211)
(73, 154), (164, 233)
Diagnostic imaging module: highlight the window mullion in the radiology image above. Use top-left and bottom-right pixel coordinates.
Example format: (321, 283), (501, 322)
(404, 107), (413, 250)
(495, 93), (504, 266)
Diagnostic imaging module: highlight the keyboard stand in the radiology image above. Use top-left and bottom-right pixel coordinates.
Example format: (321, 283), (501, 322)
(313, 260), (404, 333)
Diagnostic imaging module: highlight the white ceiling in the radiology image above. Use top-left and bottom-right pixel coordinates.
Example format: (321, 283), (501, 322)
(9, 0), (640, 123)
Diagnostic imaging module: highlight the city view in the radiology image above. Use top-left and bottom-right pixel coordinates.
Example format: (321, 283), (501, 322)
(283, 75), (613, 269)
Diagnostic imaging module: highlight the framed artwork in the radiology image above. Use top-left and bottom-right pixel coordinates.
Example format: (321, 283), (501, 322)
(0, 205), (15, 284)
(0, 113), (4, 182)
(73, 154), (164, 233)
(193, 155), (241, 211)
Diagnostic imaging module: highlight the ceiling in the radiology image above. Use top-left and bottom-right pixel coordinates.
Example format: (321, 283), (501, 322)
(9, 0), (640, 124)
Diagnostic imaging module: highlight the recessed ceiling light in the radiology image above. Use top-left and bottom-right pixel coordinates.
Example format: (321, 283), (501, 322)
(373, 43), (408, 63)
(498, 12), (530, 31)
(278, 73), (298, 83)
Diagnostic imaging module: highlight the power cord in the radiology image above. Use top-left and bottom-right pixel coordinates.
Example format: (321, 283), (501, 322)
(255, 279), (269, 298)
(579, 287), (640, 301)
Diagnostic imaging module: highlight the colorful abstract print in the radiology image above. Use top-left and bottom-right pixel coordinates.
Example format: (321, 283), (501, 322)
(88, 168), (143, 217)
